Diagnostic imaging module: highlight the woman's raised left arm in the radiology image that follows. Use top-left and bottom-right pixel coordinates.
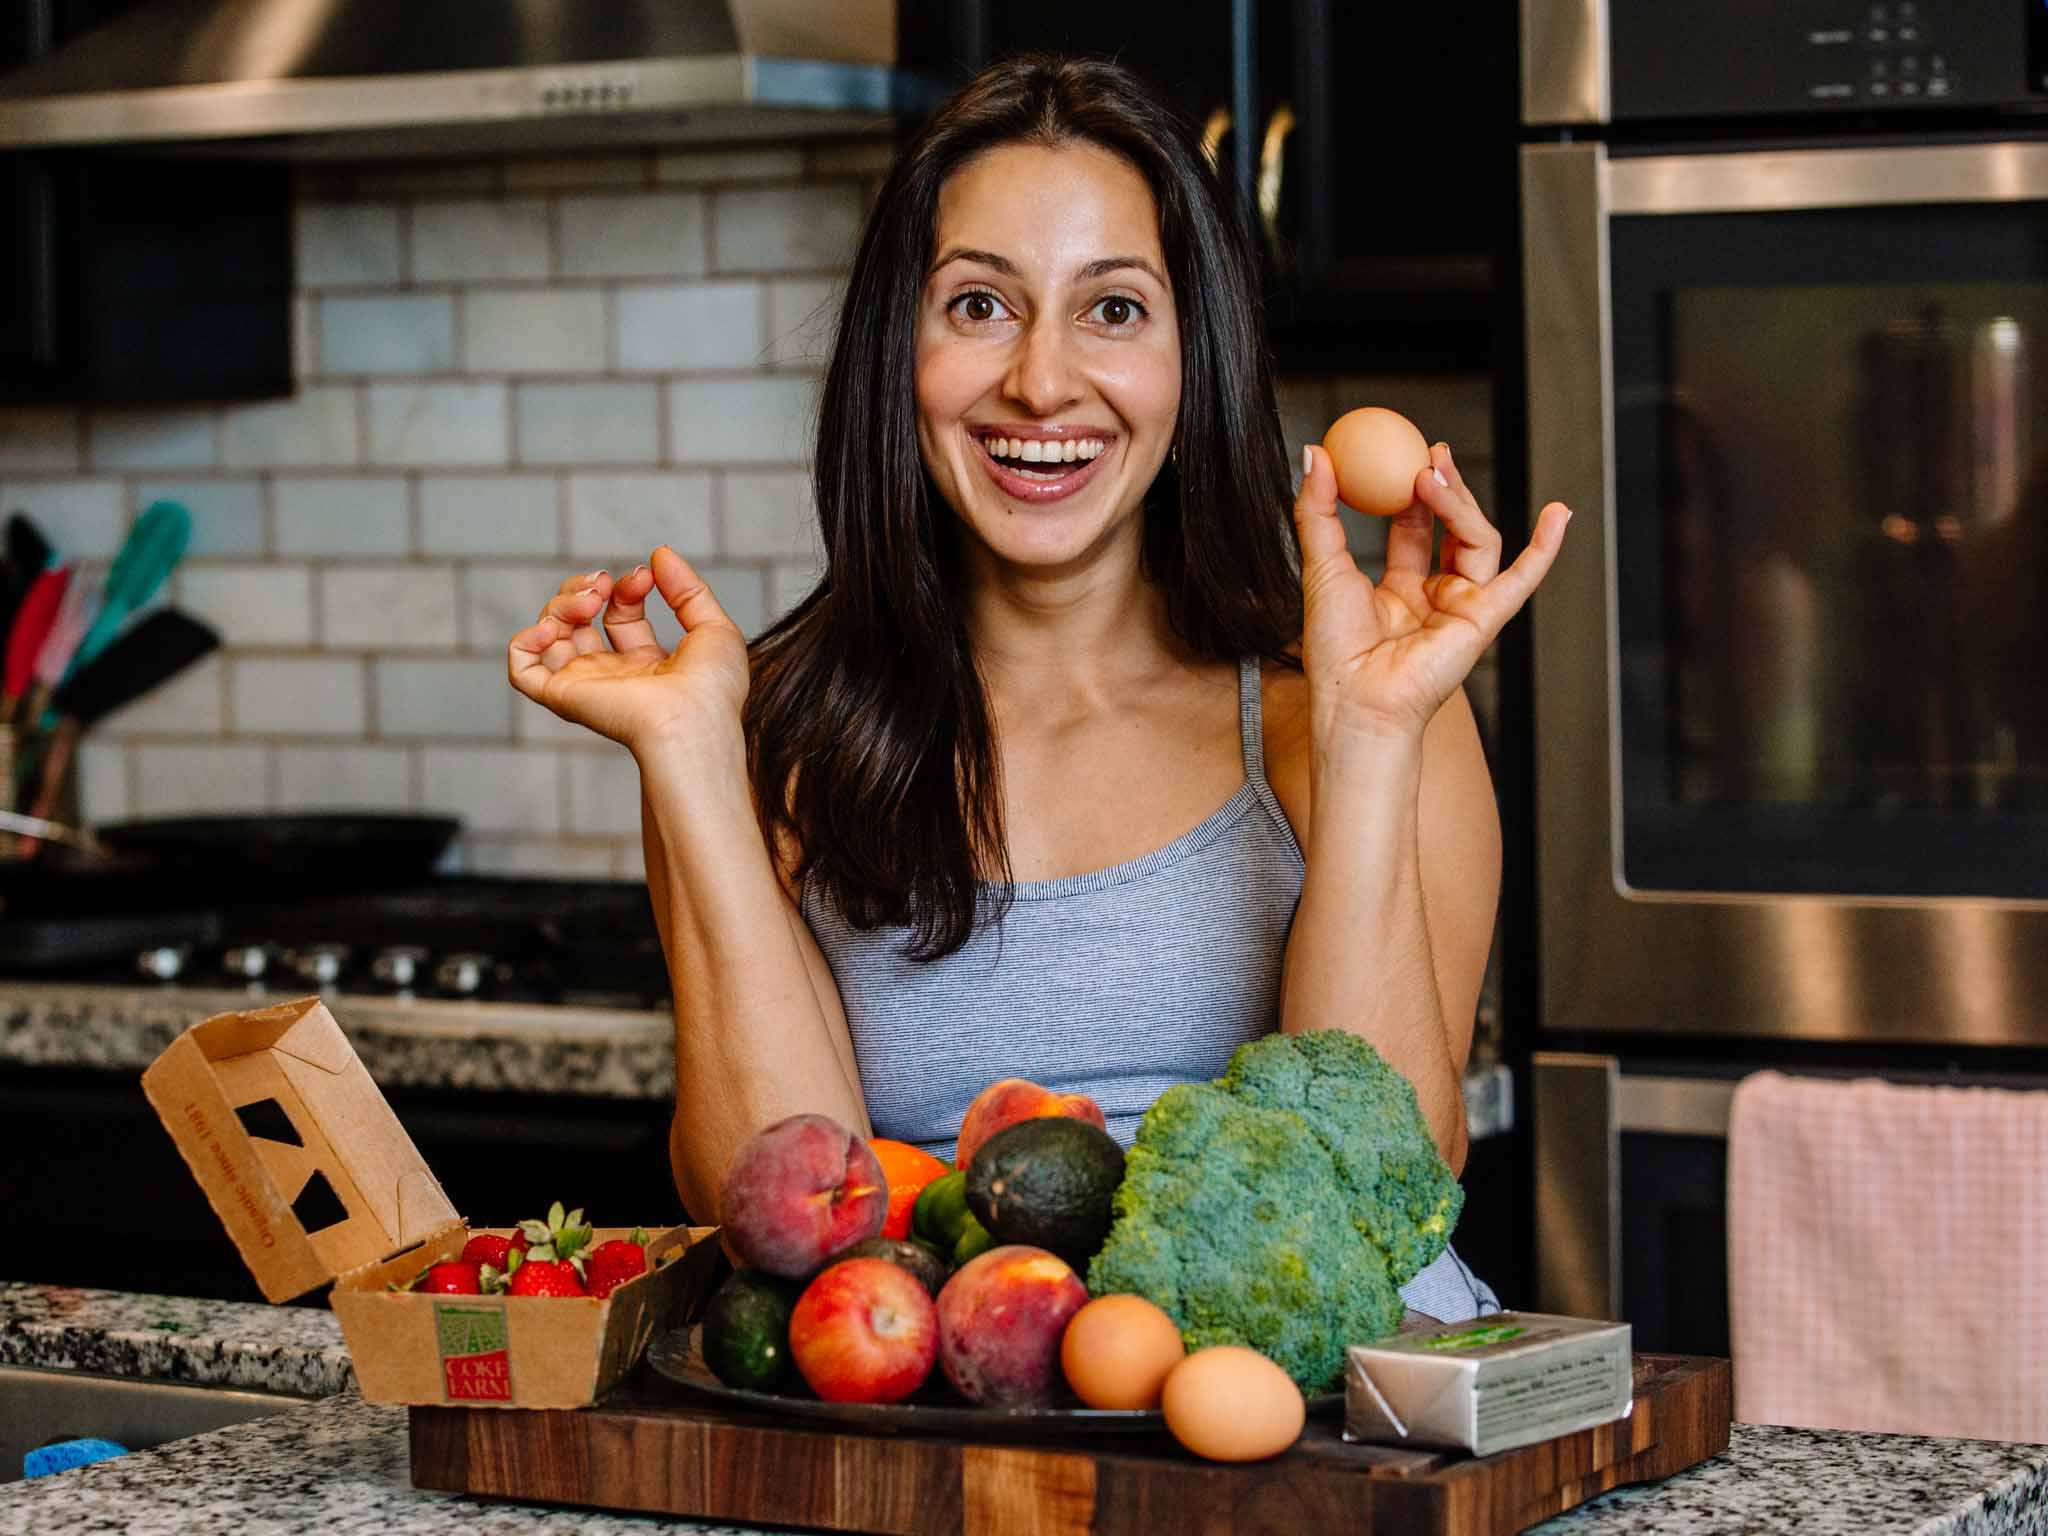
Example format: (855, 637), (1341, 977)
(1279, 443), (1570, 1173)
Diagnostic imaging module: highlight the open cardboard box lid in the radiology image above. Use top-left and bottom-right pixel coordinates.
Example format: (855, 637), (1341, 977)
(141, 995), (459, 1302)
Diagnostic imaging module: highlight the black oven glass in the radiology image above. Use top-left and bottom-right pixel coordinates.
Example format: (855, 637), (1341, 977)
(1610, 197), (2048, 896)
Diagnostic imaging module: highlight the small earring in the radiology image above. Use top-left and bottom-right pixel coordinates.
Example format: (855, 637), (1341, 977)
(1170, 441), (1180, 465)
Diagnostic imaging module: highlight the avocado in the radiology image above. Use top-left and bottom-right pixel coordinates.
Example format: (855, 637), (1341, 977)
(964, 1115), (1126, 1271)
(835, 1236), (949, 1296)
(699, 1268), (802, 1392)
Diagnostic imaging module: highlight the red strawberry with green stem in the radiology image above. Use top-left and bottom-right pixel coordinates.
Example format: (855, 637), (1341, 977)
(585, 1228), (651, 1299)
(506, 1258), (587, 1297)
(417, 1261), (482, 1295)
(500, 1202), (595, 1297)
(460, 1231), (528, 1270)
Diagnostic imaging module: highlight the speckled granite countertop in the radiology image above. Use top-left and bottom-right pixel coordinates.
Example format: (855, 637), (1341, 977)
(0, 1282), (351, 1398)
(0, 982), (672, 1099)
(4, 1280), (2044, 1536)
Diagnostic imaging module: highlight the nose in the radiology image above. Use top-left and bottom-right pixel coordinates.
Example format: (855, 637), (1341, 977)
(1001, 311), (1082, 418)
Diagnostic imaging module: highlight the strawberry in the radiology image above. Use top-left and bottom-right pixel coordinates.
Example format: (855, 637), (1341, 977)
(584, 1230), (650, 1299)
(460, 1231), (528, 1269)
(417, 1261), (482, 1295)
(506, 1258), (587, 1298)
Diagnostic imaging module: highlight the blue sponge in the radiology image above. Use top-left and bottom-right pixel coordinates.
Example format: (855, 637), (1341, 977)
(24, 1438), (129, 1479)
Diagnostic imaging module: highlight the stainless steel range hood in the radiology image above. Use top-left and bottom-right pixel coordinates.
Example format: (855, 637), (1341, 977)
(0, 0), (937, 158)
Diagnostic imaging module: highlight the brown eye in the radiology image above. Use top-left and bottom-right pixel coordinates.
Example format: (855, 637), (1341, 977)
(960, 292), (998, 322)
(1101, 297), (1133, 326)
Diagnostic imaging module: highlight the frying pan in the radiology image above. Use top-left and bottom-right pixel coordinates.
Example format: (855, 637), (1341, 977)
(91, 812), (461, 882)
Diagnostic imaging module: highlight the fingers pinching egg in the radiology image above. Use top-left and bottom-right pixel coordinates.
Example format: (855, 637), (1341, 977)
(1322, 407), (1432, 517)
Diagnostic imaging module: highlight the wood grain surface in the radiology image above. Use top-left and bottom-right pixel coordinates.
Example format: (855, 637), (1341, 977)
(412, 1353), (1732, 1536)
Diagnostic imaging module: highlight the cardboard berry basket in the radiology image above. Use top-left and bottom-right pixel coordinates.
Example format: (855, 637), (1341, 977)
(140, 995), (723, 1409)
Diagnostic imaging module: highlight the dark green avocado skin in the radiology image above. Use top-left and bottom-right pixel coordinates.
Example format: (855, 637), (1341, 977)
(964, 1116), (1127, 1272)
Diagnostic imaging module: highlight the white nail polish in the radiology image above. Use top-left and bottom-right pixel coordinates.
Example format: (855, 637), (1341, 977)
(1433, 468), (1450, 488)
(1303, 444), (1314, 478)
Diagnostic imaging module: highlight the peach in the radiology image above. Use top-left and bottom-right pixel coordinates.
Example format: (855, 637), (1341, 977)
(936, 1245), (1090, 1406)
(789, 1257), (939, 1404)
(954, 1078), (1106, 1170)
(718, 1113), (888, 1278)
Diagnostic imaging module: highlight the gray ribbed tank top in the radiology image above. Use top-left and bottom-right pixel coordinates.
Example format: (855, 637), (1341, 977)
(800, 654), (1499, 1322)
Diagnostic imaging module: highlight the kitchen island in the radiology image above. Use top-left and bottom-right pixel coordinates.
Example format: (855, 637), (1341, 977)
(2, 1282), (2044, 1536)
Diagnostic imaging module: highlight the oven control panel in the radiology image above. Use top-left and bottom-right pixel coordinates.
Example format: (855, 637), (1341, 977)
(1603, 0), (2043, 120)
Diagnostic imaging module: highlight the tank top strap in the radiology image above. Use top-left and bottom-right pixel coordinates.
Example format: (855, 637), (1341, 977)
(1237, 654), (1304, 865)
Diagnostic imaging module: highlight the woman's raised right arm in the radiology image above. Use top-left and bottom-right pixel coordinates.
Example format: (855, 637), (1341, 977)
(508, 547), (868, 1222)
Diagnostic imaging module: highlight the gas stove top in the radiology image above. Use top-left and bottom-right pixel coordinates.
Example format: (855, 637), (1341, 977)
(1, 878), (671, 1012)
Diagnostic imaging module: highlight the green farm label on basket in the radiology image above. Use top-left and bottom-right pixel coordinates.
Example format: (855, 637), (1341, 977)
(436, 1304), (513, 1402)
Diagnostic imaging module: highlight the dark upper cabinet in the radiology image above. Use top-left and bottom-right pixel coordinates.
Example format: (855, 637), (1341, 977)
(899, 0), (1519, 374)
(0, 0), (291, 404)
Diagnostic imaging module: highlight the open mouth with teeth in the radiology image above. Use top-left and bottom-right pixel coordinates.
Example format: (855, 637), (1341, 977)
(982, 435), (1107, 475)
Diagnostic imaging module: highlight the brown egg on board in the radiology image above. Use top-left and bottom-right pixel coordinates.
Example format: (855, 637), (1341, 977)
(1160, 1345), (1306, 1462)
(1322, 406), (1432, 516)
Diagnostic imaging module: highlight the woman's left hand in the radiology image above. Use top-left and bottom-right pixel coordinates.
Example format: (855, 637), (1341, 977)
(1294, 440), (1571, 744)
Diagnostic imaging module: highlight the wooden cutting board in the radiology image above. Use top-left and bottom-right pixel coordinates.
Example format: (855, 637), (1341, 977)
(411, 1353), (1730, 1535)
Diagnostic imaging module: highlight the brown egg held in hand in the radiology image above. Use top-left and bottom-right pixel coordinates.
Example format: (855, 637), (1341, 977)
(1322, 406), (1432, 517)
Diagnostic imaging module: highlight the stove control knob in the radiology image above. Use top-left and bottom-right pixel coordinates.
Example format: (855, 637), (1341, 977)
(372, 946), (431, 990)
(435, 952), (492, 996)
(287, 944), (351, 988)
(136, 944), (190, 982)
(221, 945), (275, 981)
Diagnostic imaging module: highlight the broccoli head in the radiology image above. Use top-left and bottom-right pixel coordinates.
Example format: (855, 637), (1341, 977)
(1085, 1030), (1464, 1393)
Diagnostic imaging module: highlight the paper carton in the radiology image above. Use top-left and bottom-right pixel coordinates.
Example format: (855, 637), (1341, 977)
(141, 995), (721, 1409)
(1344, 1312), (1633, 1457)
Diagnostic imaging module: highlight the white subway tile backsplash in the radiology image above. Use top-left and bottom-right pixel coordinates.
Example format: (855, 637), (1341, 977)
(459, 562), (573, 653)
(296, 203), (402, 286)
(98, 653), (226, 736)
(133, 743), (268, 815)
(320, 565), (461, 650)
(768, 559), (822, 627)
(463, 290), (607, 374)
(176, 564), (314, 647)
(419, 475), (559, 555)
(712, 185), (862, 273)
(320, 295), (459, 375)
(656, 147), (803, 184)
(567, 747), (642, 835)
(765, 278), (841, 369)
(688, 562), (766, 641)
(86, 411), (217, 471)
(368, 383), (510, 467)
(422, 745), (561, 833)
(375, 657), (513, 738)
(614, 281), (765, 372)
(668, 377), (814, 463)
(232, 656), (368, 736)
(133, 480), (267, 557)
(565, 472), (715, 561)
(221, 386), (361, 470)
(0, 481), (123, 557)
(276, 743), (412, 810)
(410, 199), (552, 282)
(75, 738), (129, 823)
(516, 383), (658, 465)
(722, 469), (817, 560)
(515, 693), (602, 745)
(0, 410), (82, 471)
(275, 477), (410, 555)
(557, 191), (707, 278)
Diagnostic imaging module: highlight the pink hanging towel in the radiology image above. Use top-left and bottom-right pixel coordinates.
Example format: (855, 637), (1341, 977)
(1727, 1069), (2048, 1441)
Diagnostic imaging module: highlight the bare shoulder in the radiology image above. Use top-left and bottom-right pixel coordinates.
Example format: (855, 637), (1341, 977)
(1259, 655), (1314, 848)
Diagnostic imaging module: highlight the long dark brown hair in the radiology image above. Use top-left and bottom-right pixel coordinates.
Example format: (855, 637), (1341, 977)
(746, 54), (1302, 959)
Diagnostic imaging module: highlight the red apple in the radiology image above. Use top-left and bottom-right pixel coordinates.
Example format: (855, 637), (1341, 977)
(718, 1113), (888, 1277)
(789, 1257), (939, 1403)
(936, 1245), (1089, 1406)
(954, 1079), (1107, 1171)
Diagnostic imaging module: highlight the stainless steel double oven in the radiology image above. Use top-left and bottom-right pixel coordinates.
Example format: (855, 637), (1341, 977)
(1517, 0), (2048, 1345)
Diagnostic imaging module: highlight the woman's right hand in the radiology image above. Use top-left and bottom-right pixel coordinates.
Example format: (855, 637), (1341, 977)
(507, 544), (750, 753)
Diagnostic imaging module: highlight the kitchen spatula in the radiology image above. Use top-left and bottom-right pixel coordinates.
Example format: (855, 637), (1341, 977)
(25, 609), (222, 828)
(2, 566), (70, 726)
(60, 500), (191, 689)
(0, 512), (52, 645)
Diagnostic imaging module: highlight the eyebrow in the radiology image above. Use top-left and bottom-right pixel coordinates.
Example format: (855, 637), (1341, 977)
(927, 246), (1169, 288)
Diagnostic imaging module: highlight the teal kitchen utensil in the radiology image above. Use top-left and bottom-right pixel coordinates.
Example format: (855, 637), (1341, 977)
(60, 500), (192, 689)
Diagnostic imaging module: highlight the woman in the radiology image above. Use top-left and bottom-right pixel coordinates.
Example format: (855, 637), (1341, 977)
(509, 56), (1570, 1321)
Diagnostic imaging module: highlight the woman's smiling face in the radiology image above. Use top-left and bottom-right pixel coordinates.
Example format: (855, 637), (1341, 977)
(915, 139), (1182, 576)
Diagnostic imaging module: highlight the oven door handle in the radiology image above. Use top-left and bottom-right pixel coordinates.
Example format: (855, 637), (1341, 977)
(1606, 139), (2048, 217)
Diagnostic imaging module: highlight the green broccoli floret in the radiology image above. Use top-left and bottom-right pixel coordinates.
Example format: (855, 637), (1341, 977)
(1085, 1030), (1464, 1393)
(1217, 1029), (1463, 1285)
